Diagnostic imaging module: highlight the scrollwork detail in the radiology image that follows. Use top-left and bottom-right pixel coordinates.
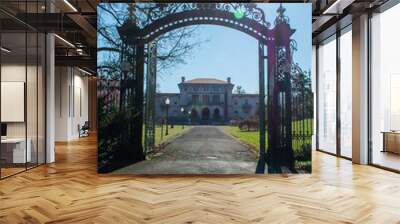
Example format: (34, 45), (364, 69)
(144, 3), (270, 29)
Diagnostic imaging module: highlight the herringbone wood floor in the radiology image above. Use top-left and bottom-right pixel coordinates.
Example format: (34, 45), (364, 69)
(1, 136), (400, 224)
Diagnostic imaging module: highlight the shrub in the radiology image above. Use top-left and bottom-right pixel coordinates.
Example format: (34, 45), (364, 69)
(294, 143), (311, 161)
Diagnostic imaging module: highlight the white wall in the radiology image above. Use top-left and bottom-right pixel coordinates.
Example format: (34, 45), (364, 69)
(1, 63), (46, 164)
(55, 67), (89, 141)
(1, 64), (27, 139)
(72, 72), (89, 138)
(312, 45), (317, 150)
(1, 65), (41, 136)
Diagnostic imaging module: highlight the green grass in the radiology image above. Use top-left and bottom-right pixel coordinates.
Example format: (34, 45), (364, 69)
(222, 126), (260, 152)
(154, 125), (192, 145)
(222, 123), (312, 157)
(295, 161), (312, 173)
(292, 119), (313, 133)
(143, 125), (192, 146)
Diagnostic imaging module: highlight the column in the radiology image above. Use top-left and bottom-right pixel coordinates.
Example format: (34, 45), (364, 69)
(352, 14), (369, 164)
(46, 32), (55, 163)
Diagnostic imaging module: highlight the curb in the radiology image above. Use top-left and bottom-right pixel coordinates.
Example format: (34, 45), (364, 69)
(151, 126), (194, 154)
(220, 126), (259, 157)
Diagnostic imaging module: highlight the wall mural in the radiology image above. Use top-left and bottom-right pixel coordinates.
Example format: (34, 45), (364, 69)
(97, 3), (313, 174)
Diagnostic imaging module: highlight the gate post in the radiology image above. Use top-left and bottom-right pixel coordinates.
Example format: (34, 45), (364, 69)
(266, 35), (279, 173)
(256, 42), (266, 174)
(267, 4), (295, 172)
(133, 42), (146, 161)
(117, 18), (147, 164)
(144, 41), (157, 155)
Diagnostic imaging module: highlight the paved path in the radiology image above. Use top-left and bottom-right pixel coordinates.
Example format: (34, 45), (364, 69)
(113, 126), (258, 174)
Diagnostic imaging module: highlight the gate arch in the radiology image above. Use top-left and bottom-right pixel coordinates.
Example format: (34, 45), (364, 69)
(118, 3), (295, 173)
(119, 3), (293, 45)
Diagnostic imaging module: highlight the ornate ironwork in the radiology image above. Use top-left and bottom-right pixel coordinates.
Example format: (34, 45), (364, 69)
(274, 3), (290, 25)
(290, 63), (313, 171)
(135, 3), (269, 28)
(277, 47), (290, 82)
(117, 3), (309, 173)
(119, 3), (277, 45)
(144, 41), (157, 155)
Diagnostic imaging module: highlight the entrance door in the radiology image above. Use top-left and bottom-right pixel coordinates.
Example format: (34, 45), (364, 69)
(213, 108), (221, 121)
(201, 108), (210, 124)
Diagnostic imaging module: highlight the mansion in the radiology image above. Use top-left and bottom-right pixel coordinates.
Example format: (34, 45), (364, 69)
(155, 77), (259, 124)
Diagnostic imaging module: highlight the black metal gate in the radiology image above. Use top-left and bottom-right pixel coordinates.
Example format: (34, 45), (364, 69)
(144, 41), (157, 155)
(116, 3), (309, 173)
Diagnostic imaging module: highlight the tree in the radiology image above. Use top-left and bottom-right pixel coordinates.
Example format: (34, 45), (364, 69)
(97, 3), (205, 172)
(234, 85), (246, 94)
(97, 3), (204, 77)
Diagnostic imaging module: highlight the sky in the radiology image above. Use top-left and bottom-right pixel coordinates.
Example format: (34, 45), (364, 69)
(97, 3), (312, 94)
(157, 3), (312, 93)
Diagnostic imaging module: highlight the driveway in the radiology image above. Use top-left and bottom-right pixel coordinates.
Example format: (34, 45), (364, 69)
(113, 126), (258, 174)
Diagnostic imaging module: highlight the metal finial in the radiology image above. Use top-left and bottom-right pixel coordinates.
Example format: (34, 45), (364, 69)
(277, 3), (285, 16)
(128, 3), (136, 23)
(275, 3), (289, 25)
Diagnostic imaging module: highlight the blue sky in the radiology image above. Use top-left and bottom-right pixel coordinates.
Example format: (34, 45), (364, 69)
(97, 3), (312, 93)
(158, 3), (312, 93)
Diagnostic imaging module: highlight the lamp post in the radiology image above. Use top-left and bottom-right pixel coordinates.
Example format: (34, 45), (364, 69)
(121, 61), (131, 74)
(160, 118), (164, 141)
(181, 107), (185, 129)
(120, 60), (131, 108)
(165, 97), (170, 136)
(188, 110), (192, 126)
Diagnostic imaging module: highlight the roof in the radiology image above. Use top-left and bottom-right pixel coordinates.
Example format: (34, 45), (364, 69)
(156, 93), (179, 96)
(183, 78), (228, 85)
(232, 93), (259, 97)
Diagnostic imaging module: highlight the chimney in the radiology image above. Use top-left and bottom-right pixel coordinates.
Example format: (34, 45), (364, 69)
(181, 76), (186, 83)
(227, 77), (231, 83)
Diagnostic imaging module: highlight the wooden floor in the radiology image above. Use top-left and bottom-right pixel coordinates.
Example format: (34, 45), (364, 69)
(372, 151), (400, 171)
(1, 167), (26, 178)
(1, 136), (400, 223)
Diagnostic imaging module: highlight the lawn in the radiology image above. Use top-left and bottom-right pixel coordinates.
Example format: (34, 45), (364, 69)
(154, 125), (192, 145)
(222, 126), (260, 152)
(222, 123), (312, 172)
(143, 125), (192, 146)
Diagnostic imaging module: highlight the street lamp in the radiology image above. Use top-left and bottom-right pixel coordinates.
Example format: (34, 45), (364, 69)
(181, 107), (185, 129)
(120, 60), (131, 109)
(165, 97), (170, 136)
(121, 60), (131, 74)
(188, 110), (192, 126)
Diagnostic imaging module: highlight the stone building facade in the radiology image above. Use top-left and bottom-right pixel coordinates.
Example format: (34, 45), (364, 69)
(155, 77), (259, 124)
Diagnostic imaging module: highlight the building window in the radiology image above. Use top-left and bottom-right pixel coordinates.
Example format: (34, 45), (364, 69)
(339, 27), (352, 158)
(317, 35), (337, 155)
(0, 10), (46, 179)
(192, 95), (199, 104)
(212, 95), (220, 104)
(370, 5), (400, 171)
(202, 95), (209, 104)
